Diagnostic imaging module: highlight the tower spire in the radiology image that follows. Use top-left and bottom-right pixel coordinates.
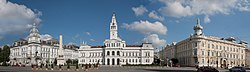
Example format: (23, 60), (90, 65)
(193, 18), (203, 36)
(197, 18), (200, 25)
(28, 23), (40, 43)
(110, 12), (118, 39)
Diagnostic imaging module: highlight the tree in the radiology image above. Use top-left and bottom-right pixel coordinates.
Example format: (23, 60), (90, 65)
(170, 58), (179, 65)
(0, 45), (10, 66)
(73, 59), (78, 65)
(66, 59), (72, 65)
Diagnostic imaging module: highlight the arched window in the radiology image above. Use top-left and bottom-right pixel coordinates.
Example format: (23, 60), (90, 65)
(107, 51), (110, 56)
(112, 51), (115, 56)
(117, 51), (120, 56)
(107, 58), (110, 65)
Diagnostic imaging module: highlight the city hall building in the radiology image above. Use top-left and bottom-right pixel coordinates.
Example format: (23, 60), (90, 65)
(78, 13), (154, 65)
(165, 19), (248, 68)
(9, 24), (78, 66)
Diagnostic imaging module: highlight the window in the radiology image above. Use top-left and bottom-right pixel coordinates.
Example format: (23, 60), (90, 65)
(212, 52), (214, 56)
(208, 44), (210, 48)
(117, 51), (120, 56)
(212, 44), (214, 49)
(193, 49), (197, 55)
(112, 51), (115, 55)
(195, 42), (198, 47)
(216, 45), (218, 49)
(202, 51), (204, 55)
(107, 51), (110, 56)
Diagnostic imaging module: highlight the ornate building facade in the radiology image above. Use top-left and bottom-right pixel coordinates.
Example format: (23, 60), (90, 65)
(78, 13), (154, 65)
(9, 24), (59, 65)
(165, 19), (248, 68)
(9, 24), (77, 66)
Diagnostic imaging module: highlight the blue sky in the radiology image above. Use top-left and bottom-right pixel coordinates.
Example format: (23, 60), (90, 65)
(0, 0), (250, 48)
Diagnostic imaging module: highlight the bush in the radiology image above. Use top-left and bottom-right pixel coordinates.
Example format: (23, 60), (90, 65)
(67, 63), (70, 69)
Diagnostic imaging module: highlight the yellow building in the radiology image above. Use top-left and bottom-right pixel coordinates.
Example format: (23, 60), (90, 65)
(165, 18), (248, 68)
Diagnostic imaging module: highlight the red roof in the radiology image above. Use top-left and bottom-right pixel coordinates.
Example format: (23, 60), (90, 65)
(246, 49), (250, 52)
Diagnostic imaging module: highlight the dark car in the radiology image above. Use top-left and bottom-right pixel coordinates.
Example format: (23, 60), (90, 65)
(197, 66), (219, 72)
(229, 66), (246, 72)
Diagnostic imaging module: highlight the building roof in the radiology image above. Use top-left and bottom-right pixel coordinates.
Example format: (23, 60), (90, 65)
(246, 49), (250, 52)
(91, 46), (104, 48)
(126, 45), (142, 47)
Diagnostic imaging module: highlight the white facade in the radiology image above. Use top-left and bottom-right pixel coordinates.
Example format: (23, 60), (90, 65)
(164, 19), (248, 68)
(10, 23), (59, 66)
(64, 45), (79, 60)
(78, 13), (154, 65)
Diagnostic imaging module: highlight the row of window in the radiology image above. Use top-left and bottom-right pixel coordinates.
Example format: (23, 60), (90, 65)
(107, 51), (120, 56)
(80, 51), (150, 57)
(106, 43), (125, 47)
(80, 58), (151, 63)
(207, 44), (244, 53)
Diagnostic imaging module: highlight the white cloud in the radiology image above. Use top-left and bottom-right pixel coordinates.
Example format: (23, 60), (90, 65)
(40, 34), (53, 41)
(122, 20), (167, 35)
(204, 15), (211, 23)
(148, 11), (164, 21)
(158, 0), (250, 22)
(90, 39), (95, 42)
(0, 0), (41, 37)
(143, 34), (166, 47)
(132, 5), (148, 16)
(86, 32), (91, 36)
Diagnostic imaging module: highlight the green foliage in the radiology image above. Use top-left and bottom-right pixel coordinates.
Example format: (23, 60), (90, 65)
(67, 63), (70, 69)
(73, 59), (78, 65)
(36, 64), (38, 68)
(85, 64), (88, 69)
(0, 45), (10, 65)
(40, 64), (43, 68)
(76, 64), (79, 69)
(66, 59), (72, 64)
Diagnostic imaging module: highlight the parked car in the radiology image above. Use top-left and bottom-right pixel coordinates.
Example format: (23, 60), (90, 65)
(229, 66), (246, 72)
(197, 66), (219, 72)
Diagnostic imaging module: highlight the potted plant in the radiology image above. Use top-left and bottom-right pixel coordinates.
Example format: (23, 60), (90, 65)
(85, 64), (88, 71)
(45, 64), (48, 70)
(31, 64), (34, 70)
(36, 64), (38, 70)
(76, 64), (79, 71)
(89, 63), (91, 68)
(40, 64), (43, 70)
(82, 64), (84, 69)
(67, 63), (70, 71)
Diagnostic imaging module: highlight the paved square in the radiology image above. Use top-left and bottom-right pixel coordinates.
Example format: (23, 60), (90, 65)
(0, 66), (197, 72)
